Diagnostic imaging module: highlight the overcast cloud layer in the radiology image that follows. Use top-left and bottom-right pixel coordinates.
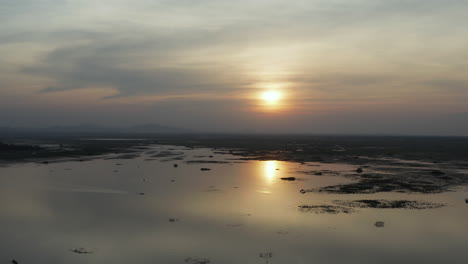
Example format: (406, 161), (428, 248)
(1, 0), (468, 135)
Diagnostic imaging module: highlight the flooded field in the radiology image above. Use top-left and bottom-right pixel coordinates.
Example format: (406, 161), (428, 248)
(1, 143), (467, 264)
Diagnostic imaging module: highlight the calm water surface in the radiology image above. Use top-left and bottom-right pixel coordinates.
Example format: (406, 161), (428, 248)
(1, 145), (467, 264)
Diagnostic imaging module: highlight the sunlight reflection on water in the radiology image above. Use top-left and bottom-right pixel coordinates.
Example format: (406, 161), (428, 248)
(0, 145), (467, 264)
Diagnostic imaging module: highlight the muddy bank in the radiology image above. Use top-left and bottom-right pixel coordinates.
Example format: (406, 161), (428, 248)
(155, 134), (468, 164)
(333, 200), (445, 209)
(156, 135), (468, 194)
(299, 200), (445, 214)
(298, 205), (356, 214)
(0, 139), (156, 163)
(301, 167), (467, 194)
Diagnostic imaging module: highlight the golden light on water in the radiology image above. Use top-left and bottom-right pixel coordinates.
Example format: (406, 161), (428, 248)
(263, 160), (278, 183)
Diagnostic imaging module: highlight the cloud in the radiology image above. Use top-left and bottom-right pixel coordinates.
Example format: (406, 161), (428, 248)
(1, 0), (468, 134)
(22, 35), (252, 98)
(424, 79), (468, 91)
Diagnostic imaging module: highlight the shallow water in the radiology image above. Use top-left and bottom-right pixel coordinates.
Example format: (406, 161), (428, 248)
(1, 145), (467, 264)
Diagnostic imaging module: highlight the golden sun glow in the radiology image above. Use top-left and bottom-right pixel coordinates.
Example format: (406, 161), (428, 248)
(262, 91), (281, 103)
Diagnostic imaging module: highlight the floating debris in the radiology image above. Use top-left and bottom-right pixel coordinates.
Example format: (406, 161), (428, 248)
(356, 168), (363, 173)
(169, 218), (179, 222)
(200, 168), (211, 171)
(299, 189), (307, 194)
(280, 177), (296, 181)
(173, 164), (178, 168)
(375, 221), (385, 228)
(70, 248), (93, 254)
(137, 192), (145, 195)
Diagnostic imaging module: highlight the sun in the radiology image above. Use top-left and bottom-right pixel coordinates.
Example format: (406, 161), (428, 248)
(262, 91), (281, 103)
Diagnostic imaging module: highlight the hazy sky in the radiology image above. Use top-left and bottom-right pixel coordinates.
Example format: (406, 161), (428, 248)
(1, 0), (468, 135)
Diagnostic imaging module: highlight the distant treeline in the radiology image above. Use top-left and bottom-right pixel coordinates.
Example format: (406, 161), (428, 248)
(0, 142), (42, 152)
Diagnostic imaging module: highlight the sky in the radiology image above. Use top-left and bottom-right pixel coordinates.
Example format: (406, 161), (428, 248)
(1, 0), (468, 135)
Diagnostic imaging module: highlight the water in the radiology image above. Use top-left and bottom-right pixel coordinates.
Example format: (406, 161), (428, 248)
(0, 145), (467, 264)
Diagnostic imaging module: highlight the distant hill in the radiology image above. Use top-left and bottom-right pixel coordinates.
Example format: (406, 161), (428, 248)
(0, 123), (193, 137)
(126, 123), (192, 134)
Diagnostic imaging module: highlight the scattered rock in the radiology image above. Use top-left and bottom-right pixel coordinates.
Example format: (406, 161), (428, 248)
(375, 221), (385, 228)
(151, 151), (184, 158)
(276, 230), (289, 235)
(356, 168), (363, 173)
(41, 161), (49, 164)
(184, 258), (210, 264)
(70, 248), (93, 254)
(106, 153), (140, 160)
(200, 168), (211, 171)
(12, 260), (18, 264)
(299, 189), (307, 194)
(259, 252), (273, 261)
(173, 164), (178, 168)
(314, 172), (323, 175)
(137, 192), (145, 195)
(226, 224), (243, 228)
(169, 218), (179, 222)
(431, 170), (445, 176)
(280, 177), (296, 181)
(465, 198), (468, 204)
(187, 160), (230, 164)
(204, 186), (221, 192)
